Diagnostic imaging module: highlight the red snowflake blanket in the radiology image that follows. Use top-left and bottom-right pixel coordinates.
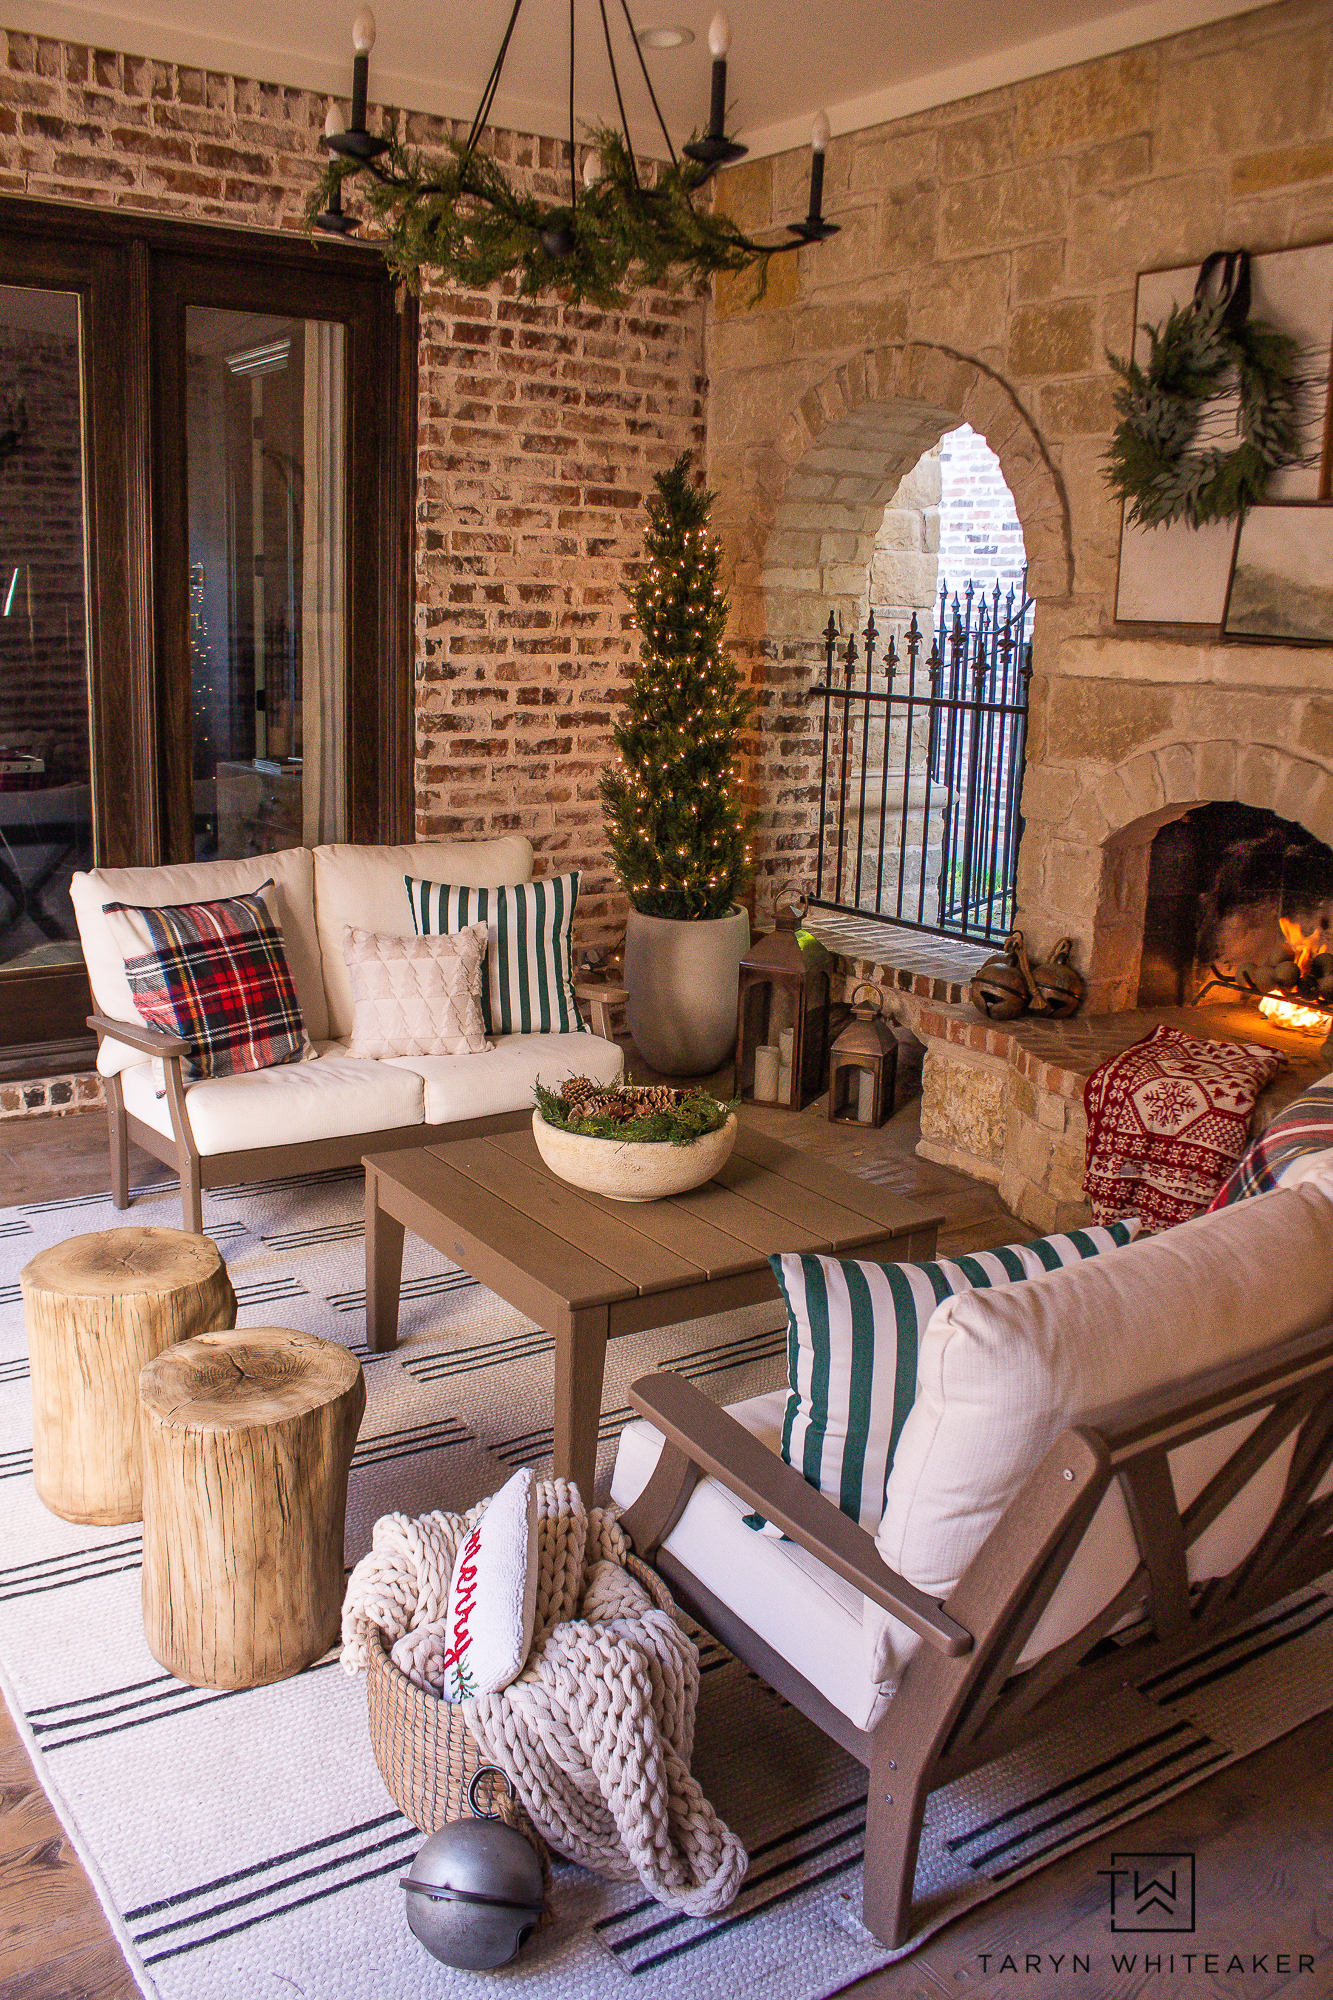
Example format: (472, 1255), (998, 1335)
(1083, 1024), (1284, 1232)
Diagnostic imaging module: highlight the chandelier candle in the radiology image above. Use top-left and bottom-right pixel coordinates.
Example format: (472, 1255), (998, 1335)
(789, 109), (839, 243)
(324, 4), (388, 163)
(708, 14), (728, 139)
(350, 8), (372, 133)
(684, 11), (748, 168)
(317, 104), (357, 232)
(807, 111), (829, 226)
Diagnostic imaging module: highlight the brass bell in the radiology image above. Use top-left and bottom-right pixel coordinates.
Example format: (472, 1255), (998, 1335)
(969, 930), (1035, 1021)
(1029, 937), (1085, 1019)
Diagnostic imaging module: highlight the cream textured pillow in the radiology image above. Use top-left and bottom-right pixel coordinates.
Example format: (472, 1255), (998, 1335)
(343, 923), (490, 1058)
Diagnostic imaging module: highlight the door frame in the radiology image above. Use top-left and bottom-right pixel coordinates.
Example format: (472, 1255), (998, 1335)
(0, 198), (417, 1071)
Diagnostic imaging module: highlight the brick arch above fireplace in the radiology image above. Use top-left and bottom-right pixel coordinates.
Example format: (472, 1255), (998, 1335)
(1060, 739), (1333, 1013)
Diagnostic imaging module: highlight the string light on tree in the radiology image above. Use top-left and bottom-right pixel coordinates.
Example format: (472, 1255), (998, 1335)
(600, 453), (753, 921)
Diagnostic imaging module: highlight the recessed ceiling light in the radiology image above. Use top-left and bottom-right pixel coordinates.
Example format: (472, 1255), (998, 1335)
(637, 24), (695, 49)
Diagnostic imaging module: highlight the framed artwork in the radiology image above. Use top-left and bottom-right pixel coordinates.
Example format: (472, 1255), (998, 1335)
(1222, 503), (1333, 645)
(1114, 240), (1333, 626)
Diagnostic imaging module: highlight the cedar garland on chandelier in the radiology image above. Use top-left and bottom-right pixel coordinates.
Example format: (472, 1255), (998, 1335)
(308, 5), (838, 307)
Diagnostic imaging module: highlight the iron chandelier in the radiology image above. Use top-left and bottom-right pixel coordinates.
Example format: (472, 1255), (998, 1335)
(310, 4), (838, 307)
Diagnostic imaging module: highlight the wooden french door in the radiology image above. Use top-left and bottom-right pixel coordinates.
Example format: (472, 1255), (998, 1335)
(0, 199), (416, 1073)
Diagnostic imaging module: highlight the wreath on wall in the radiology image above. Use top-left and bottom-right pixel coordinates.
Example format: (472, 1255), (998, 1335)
(1104, 250), (1309, 531)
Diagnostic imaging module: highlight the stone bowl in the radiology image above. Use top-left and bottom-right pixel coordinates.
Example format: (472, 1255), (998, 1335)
(530, 1107), (738, 1203)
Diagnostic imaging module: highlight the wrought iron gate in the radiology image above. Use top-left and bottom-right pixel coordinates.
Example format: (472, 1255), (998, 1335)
(810, 574), (1034, 944)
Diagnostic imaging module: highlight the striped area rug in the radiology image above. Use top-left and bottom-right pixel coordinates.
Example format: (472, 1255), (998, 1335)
(3, 1171), (1333, 1996)
(0, 1168), (890, 2000)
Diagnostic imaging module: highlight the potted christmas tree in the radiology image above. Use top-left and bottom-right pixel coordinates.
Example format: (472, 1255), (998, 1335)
(601, 454), (753, 1075)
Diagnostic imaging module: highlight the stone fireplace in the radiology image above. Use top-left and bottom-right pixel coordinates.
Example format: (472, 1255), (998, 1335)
(812, 629), (1333, 1236)
(1015, 635), (1333, 1020)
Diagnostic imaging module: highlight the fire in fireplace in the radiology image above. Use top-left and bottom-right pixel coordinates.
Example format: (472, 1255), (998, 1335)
(1138, 803), (1333, 1031)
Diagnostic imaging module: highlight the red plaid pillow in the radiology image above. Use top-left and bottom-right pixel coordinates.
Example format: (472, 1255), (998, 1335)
(102, 883), (313, 1082)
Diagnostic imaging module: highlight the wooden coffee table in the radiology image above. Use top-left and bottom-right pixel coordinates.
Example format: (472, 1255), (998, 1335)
(363, 1120), (943, 1500)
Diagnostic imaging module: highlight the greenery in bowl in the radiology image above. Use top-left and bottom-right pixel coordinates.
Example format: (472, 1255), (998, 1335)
(534, 1077), (735, 1146)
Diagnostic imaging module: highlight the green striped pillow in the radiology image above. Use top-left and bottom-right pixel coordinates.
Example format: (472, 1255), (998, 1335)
(405, 871), (586, 1037)
(769, 1221), (1141, 1533)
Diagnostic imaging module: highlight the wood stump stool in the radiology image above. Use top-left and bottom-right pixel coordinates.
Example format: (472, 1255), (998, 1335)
(139, 1328), (365, 1690)
(21, 1227), (236, 1525)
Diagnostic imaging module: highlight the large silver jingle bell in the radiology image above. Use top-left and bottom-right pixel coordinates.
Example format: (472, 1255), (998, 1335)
(401, 1767), (545, 1971)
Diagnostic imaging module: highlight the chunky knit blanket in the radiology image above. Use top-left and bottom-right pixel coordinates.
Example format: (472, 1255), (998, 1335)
(1083, 1023), (1284, 1231)
(342, 1477), (747, 1917)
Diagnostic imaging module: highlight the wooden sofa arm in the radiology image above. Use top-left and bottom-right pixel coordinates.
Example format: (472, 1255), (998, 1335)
(88, 1013), (190, 1059)
(621, 1372), (972, 1657)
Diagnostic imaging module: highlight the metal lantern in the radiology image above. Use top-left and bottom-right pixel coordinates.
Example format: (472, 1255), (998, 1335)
(827, 983), (899, 1128)
(735, 902), (831, 1111)
(400, 1768), (545, 1971)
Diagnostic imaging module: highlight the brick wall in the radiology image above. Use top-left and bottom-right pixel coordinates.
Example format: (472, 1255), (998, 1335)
(0, 28), (706, 982)
(936, 424), (1027, 599)
(412, 283), (705, 935)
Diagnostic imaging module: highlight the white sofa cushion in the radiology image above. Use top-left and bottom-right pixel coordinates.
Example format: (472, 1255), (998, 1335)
(73, 847), (327, 1056)
(384, 1029), (623, 1125)
(314, 838), (533, 1040)
(867, 1182), (1333, 1685)
(119, 1042), (424, 1156)
(611, 1393), (893, 1734)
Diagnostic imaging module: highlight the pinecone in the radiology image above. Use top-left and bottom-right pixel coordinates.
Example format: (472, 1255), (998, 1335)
(629, 1085), (679, 1116)
(558, 1076), (604, 1118)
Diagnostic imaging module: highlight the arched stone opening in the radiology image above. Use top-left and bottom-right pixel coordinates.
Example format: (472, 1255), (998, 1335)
(750, 342), (1071, 645)
(717, 341), (1072, 921)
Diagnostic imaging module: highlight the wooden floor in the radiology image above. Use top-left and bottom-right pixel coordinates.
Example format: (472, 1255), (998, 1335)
(2, 1090), (1331, 1998)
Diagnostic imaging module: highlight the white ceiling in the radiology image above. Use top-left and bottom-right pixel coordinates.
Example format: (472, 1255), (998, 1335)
(17, 0), (1280, 157)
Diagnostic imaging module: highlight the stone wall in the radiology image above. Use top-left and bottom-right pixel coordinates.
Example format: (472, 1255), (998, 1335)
(868, 444), (940, 628)
(0, 28), (706, 952)
(706, 0), (1333, 936)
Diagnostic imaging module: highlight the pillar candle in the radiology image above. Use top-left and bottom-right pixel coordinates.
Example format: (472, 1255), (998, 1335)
(857, 1070), (876, 1123)
(776, 1063), (792, 1104)
(753, 1044), (780, 1103)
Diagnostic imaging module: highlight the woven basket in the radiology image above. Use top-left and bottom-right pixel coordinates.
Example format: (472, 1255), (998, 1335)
(365, 1628), (544, 1856)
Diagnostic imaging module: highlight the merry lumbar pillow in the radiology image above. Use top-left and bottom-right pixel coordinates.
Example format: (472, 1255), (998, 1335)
(436, 1468), (539, 1703)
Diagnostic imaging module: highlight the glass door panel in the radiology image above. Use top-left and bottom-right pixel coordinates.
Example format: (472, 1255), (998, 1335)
(0, 284), (93, 970)
(184, 306), (346, 860)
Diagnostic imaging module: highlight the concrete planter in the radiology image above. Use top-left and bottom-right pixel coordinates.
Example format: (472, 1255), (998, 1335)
(623, 906), (750, 1077)
(531, 1108), (738, 1202)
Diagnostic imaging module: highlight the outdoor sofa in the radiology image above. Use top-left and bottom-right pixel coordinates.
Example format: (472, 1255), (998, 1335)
(614, 1177), (1333, 1947)
(71, 838), (623, 1234)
